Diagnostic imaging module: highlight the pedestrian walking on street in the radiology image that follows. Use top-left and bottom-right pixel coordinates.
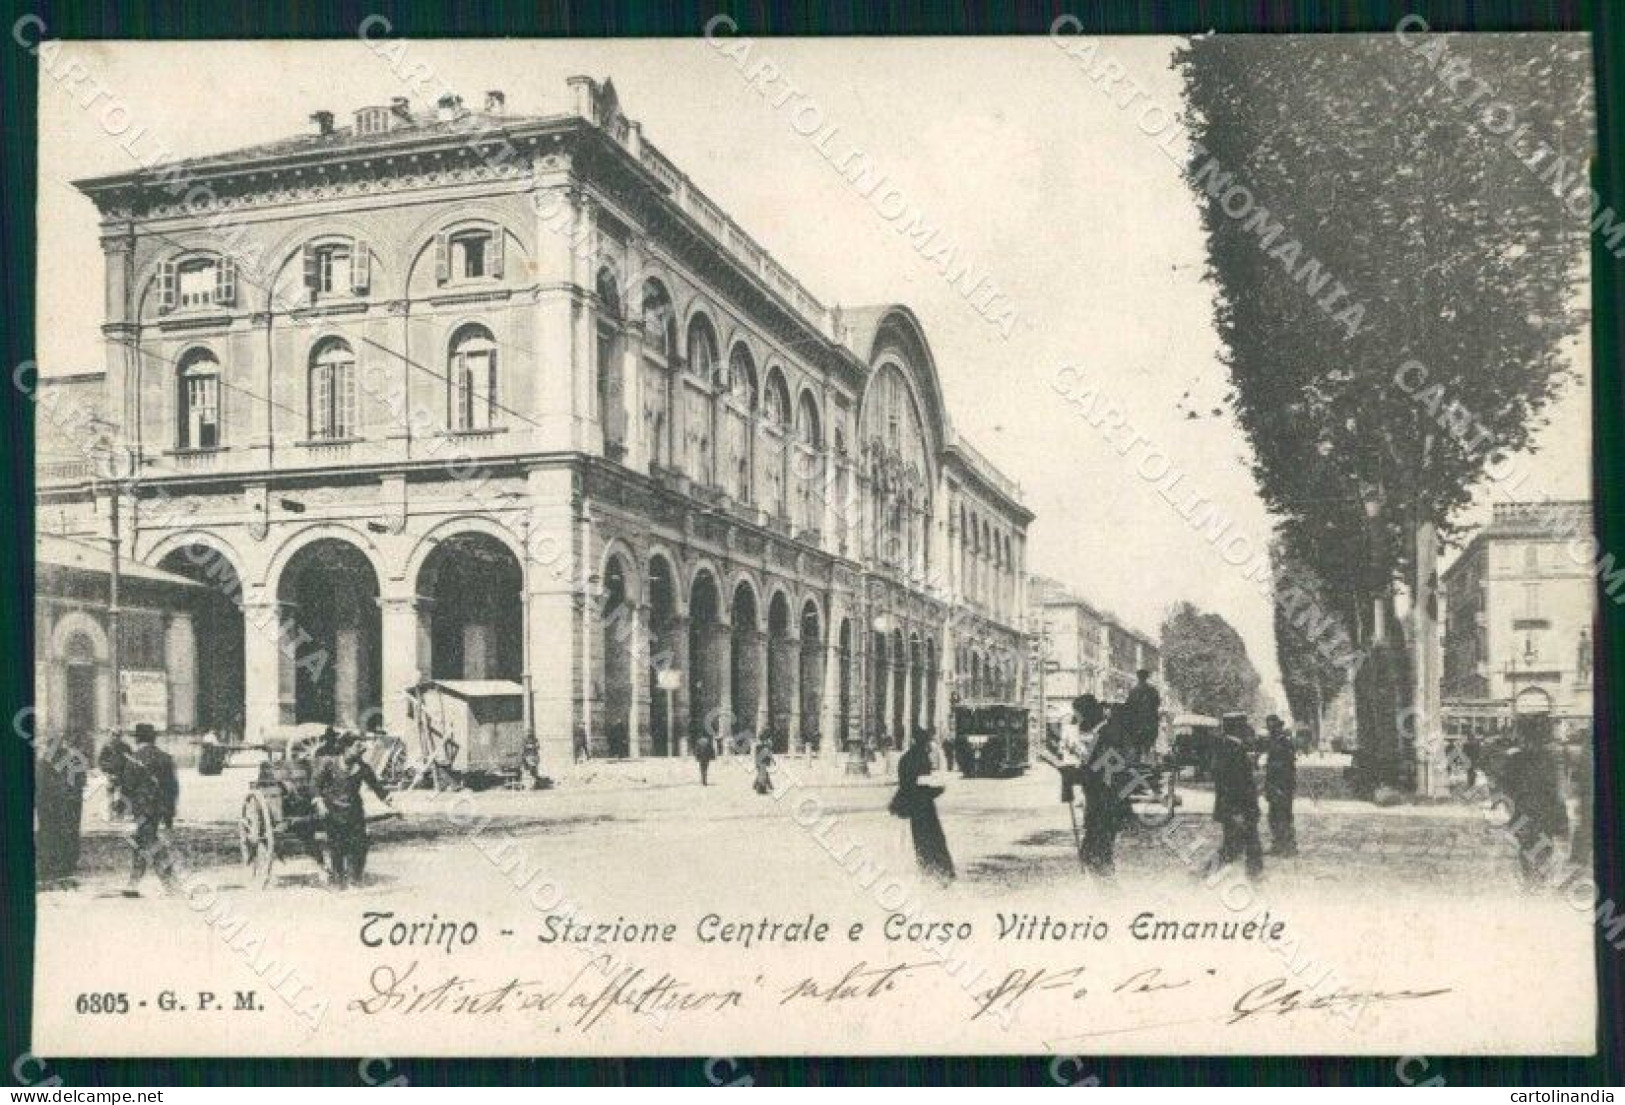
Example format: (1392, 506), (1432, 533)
(37, 727), (92, 884)
(752, 734), (775, 795)
(1500, 713), (1569, 890)
(1206, 713), (1264, 880)
(1263, 714), (1298, 857)
(313, 733), (392, 889)
(1074, 695), (1125, 876)
(96, 728), (133, 821)
(121, 724), (179, 897)
(693, 731), (716, 786)
(893, 730), (955, 885)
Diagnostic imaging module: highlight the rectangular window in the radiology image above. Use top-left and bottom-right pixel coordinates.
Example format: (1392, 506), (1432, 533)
(186, 375), (220, 449)
(453, 234), (488, 280)
(177, 260), (216, 308)
(451, 349), (494, 430)
(317, 247), (352, 296)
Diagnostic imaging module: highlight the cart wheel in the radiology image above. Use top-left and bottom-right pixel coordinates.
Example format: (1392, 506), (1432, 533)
(239, 792), (276, 889)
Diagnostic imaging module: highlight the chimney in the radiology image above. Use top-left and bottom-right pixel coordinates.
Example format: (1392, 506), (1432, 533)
(484, 90), (505, 115)
(435, 93), (464, 122)
(389, 96), (411, 120)
(309, 110), (335, 136)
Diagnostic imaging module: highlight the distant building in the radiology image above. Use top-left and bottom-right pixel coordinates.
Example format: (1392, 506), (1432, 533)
(1029, 573), (1161, 724)
(1440, 500), (1594, 733)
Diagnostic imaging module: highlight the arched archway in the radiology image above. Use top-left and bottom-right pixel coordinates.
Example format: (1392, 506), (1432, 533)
(157, 542), (246, 735)
(870, 628), (889, 749)
(730, 581), (761, 743)
(600, 555), (635, 757)
(646, 554), (679, 755)
(275, 538), (381, 728)
(837, 618), (854, 750)
(890, 628), (907, 748)
(799, 599), (823, 753)
(767, 592), (795, 752)
(50, 613), (110, 740)
(688, 569), (724, 745)
(908, 631), (924, 737)
(924, 638), (938, 732)
(416, 532), (523, 685)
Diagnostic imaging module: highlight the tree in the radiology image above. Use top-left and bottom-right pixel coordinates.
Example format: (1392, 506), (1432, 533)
(1271, 538), (1354, 745)
(1161, 601), (1263, 718)
(1176, 34), (1592, 789)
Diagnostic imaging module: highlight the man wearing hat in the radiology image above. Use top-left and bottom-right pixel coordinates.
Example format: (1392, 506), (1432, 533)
(1207, 713), (1263, 879)
(1073, 694), (1129, 876)
(1500, 712), (1568, 889)
(1122, 668), (1162, 761)
(1263, 715), (1298, 857)
(122, 723), (179, 896)
(312, 732), (391, 889)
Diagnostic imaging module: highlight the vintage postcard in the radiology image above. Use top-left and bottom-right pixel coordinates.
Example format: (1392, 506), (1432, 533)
(28, 29), (1600, 1058)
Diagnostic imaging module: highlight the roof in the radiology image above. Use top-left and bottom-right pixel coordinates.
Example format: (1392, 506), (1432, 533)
(36, 533), (207, 589)
(418, 679), (525, 700)
(74, 107), (570, 193)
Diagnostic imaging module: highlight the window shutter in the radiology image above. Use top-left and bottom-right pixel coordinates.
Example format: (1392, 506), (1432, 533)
(302, 244), (319, 292)
(351, 240), (371, 294)
(158, 258), (177, 313)
(216, 257), (238, 306)
(434, 232), (450, 284)
(488, 228), (504, 277)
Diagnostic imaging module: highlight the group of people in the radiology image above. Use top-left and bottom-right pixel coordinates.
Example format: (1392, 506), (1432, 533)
(94, 723), (391, 895)
(1067, 674), (1299, 881)
(688, 730), (778, 795)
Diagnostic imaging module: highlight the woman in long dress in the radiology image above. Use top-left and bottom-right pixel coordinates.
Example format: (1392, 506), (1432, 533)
(895, 731), (955, 884)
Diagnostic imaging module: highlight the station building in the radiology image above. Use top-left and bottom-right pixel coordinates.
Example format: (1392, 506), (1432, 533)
(39, 78), (1033, 773)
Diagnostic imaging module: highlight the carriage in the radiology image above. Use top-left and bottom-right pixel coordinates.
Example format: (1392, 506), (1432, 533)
(951, 703), (1031, 777)
(236, 726), (402, 888)
(1040, 704), (1182, 869)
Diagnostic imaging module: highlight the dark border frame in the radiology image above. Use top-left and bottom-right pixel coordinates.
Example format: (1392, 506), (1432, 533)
(0, 0), (1618, 1087)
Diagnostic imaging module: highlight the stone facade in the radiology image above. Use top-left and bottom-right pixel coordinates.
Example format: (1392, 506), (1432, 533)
(1441, 500), (1594, 724)
(40, 79), (1033, 774)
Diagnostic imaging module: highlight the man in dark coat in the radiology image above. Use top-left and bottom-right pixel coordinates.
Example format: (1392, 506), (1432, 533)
(1263, 714), (1298, 856)
(122, 723), (179, 896)
(693, 730), (716, 786)
(1075, 695), (1130, 876)
(37, 727), (92, 884)
(313, 734), (391, 889)
(1206, 713), (1263, 879)
(895, 730), (954, 884)
(96, 729), (133, 821)
(1500, 714), (1568, 889)
(1122, 669), (1162, 760)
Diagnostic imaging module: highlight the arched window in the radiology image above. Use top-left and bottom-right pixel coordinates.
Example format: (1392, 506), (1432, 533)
(448, 324), (499, 431)
(683, 315), (720, 482)
(596, 270), (625, 457)
(725, 343), (757, 501)
(761, 369), (791, 517)
(641, 280), (676, 468)
(177, 347), (221, 450)
(308, 338), (356, 441)
(794, 391), (823, 533)
(686, 315), (719, 381)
